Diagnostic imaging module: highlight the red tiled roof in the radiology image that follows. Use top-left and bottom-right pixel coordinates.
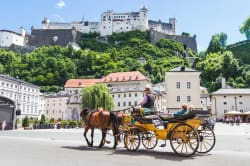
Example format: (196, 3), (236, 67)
(64, 79), (102, 88)
(103, 71), (150, 83)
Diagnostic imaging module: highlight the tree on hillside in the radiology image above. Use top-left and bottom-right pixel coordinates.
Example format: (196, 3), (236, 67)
(81, 84), (114, 111)
(221, 51), (240, 80)
(240, 16), (250, 40)
(206, 33), (227, 54)
(196, 51), (241, 92)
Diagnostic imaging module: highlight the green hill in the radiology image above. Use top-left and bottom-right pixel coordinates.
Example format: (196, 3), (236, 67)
(227, 40), (250, 64)
(1, 30), (196, 92)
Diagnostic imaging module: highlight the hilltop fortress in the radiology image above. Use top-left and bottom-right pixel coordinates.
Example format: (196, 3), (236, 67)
(0, 7), (197, 53)
(41, 6), (176, 36)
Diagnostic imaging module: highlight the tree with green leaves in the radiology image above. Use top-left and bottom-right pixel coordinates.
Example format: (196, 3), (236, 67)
(206, 33), (227, 54)
(22, 116), (29, 127)
(40, 114), (46, 125)
(81, 84), (114, 111)
(240, 16), (250, 40)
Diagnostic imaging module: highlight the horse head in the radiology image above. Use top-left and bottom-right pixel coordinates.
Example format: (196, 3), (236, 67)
(80, 108), (89, 119)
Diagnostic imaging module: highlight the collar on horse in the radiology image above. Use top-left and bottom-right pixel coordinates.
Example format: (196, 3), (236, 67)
(85, 110), (97, 127)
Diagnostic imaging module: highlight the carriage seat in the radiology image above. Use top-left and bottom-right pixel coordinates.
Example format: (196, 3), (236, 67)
(134, 115), (161, 124)
(159, 111), (197, 122)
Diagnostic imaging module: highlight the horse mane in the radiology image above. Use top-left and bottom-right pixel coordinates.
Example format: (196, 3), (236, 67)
(80, 108), (89, 118)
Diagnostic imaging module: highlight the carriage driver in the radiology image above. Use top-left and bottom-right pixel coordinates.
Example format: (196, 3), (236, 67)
(139, 86), (156, 115)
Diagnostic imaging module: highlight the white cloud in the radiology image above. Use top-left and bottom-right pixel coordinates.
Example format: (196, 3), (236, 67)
(56, 0), (66, 9)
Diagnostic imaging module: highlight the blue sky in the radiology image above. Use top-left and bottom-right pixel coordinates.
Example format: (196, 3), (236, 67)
(0, 0), (249, 52)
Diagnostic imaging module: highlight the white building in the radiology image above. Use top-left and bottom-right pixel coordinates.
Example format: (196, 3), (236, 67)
(0, 27), (26, 47)
(165, 66), (201, 112)
(45, 92), (69, 120)
(200, 86), (210, 111)
(102, 71), (153, 111)
(151, 82), (167, 113)
(0, 74), (41, 119)
(64, 79), (101, 120)
(41, 17), (100, 34)
(100, 7), (148, 36)
(210, 88), (250, 121)
(64, 71), (164, 114)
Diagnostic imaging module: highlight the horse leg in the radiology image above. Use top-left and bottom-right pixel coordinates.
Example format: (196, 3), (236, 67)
(90, 127), (94, 147)
(99, 129), (106, 148)
(113, 130), (118, 149)
(83, 126), (91, 146)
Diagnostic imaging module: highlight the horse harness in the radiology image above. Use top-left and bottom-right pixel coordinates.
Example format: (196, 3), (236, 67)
(85, 110), (97, 127)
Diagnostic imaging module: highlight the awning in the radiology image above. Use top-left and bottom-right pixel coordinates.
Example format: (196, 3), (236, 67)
(224, 111), (242, 115)
(243, 111), (250, 115)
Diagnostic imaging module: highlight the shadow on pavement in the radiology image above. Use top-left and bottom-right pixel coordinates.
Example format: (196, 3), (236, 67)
(61, 145), (210, 161)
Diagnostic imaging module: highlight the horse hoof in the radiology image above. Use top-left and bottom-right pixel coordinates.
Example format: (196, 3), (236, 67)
(105, 140), (111, 144)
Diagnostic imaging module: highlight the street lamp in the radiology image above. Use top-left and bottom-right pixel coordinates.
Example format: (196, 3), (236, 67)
(14, 76), (22, 129)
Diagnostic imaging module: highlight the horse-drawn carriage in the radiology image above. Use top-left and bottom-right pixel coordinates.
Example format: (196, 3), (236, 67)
(119, 108), (216, 157)
(80, 107), (215, 157)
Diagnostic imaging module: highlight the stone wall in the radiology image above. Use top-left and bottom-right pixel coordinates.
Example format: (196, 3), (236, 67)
(150, 30), (197, 53)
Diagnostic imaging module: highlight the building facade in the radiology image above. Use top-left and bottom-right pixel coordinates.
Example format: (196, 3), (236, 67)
(165, 66), (201, 112)
(102, 71), (152, 111)
(210, 88), (250, 121)
(64, 79), (101, 120)
(63, 71), (164, 116)
(0, 28), (26, 47)
(45, 92), (69, 120)
(0, 74), (41, 119)
(200, 86), (210, 111)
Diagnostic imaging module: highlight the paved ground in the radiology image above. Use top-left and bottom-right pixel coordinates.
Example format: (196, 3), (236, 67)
(0, 122), (250, 166)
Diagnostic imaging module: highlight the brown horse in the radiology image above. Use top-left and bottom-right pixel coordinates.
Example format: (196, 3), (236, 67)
(80, 108), (120, 149)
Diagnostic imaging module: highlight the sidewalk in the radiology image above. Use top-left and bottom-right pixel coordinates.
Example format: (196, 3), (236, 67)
(214, 122), (250, 135)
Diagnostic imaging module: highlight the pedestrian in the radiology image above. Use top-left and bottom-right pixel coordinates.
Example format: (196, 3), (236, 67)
(2, 120), (6, 131)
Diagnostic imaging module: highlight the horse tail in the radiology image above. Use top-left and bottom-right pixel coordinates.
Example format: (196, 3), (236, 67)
(109, 112), (119, 136)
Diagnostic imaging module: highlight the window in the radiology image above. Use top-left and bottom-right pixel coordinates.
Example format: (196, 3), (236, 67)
(187, 82), (191, 89)
(134, 101), (137, 106)
(240, 109), (243, 112)
(128, 102), (131, 106)
(176, 96), (180, 102)
(74, 96), (78, 102)
(187, 96), (191, 102)
(224, 110), (227, 113)
(129, 93), (131, 97)
(124, 94), (126, 97)
(118, 94), (120, 98)
(223, 102), (227, 105)
(123, 102), (126, 107)
(176, 82), (180, 89)
(239, 101), (243, 104)
(135, 93), (137, 97)
(117, 102), (120, 107)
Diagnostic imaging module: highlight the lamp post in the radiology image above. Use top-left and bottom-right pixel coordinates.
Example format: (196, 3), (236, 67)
(234, 96), (237, 112)
(14, 77), (22, 130)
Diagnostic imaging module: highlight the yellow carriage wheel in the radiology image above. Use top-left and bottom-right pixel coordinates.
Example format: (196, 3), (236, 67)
(196, 125), (216, 153)
(142, 131), (158, 150)
(124, 129), (141, 151)
(169, 123), (199, 157)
